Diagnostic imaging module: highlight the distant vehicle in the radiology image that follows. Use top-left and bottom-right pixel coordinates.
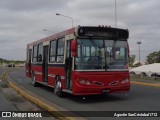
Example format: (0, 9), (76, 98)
(19, 64), (25, 67)
(26, 25), (130, 97)
(8, 64), (15, 67)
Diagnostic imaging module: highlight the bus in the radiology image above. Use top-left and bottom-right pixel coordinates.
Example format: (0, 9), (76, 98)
(26, 26), (130, 97)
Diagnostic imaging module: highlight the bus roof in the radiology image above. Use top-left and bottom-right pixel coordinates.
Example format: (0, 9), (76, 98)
(27, 27), (75, 47)
(27, 26), (129, 47)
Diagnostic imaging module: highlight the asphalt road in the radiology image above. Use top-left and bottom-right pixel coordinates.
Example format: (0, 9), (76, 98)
(0, 68), (16, 111)
(7, 68), (160, 120)
(0, 68), (23, 120)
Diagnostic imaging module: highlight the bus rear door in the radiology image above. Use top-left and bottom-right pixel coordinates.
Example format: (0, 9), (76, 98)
(26, 48), (32, 78)
(42, 45), (49, 83)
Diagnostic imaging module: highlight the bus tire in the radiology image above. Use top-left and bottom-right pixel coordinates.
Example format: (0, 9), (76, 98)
(54, 76), (64, 97)
(32, 73), (38, 87)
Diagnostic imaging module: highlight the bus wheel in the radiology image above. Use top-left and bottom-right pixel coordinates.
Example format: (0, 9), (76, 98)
(32, 74), (38, 87)
(54, 77), (64, 97)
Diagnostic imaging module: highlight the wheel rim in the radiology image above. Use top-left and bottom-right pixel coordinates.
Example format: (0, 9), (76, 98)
(55, 80), (62, 94)
(32, 76), (35, 85)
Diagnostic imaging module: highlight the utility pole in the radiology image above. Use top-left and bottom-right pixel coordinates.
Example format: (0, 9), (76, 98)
(115, 0), (117, 28)
(137, 41), (142, 66)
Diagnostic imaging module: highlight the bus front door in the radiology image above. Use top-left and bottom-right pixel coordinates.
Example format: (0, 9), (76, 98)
(43, 45), (48, 83)
(65, 41), (72, 89)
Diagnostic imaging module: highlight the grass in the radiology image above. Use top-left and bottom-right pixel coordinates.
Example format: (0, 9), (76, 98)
(130, 75), (160, 81)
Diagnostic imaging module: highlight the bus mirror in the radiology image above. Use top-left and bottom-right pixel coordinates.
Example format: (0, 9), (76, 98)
(71, 40), (78, 57)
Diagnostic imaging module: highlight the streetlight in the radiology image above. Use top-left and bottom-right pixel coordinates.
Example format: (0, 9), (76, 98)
(137, 41), (142, 66)
(115, 0), (117, 28)
(56, 13), (73, 28)
(43, 29), (54, 32)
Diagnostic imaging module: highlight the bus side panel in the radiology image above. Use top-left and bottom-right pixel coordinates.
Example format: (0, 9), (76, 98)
(26, 63), (31, 78)
(48, 66), (65, 87)
(31, 65), (43, 82)
(72, 71), (130, 95)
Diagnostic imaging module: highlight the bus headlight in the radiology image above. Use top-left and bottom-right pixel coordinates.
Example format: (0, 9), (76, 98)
(121, 78), (129, 84)
(79, 79), (85, 85)
(79, 79), (90, 85)
(85, 80), (90, 85)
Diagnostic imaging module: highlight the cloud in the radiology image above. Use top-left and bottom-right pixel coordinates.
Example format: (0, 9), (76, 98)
(0, 0), (160, 61)
(0, 0), (70, 11)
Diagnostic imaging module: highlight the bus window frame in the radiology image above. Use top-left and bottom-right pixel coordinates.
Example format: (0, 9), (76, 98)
(37, 44), (43, 63)
(49, 37), (65, 64)
(56, 37), (65, 63)
(32, 43), (43, 63)
(32, 45), (38, 63)
(49, 39), (57, 63)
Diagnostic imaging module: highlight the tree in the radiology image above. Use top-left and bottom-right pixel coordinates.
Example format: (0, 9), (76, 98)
(146, 51), (160, 64)
(128, 54), (136, 67)
(0, 58), (25, 65)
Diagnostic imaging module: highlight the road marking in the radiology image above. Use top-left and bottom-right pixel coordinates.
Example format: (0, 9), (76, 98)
(7, 81), (76, 120)
(131, 81), (160, 88)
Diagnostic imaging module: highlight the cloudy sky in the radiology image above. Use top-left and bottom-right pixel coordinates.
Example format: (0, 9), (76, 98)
(0, 0), (160, 61)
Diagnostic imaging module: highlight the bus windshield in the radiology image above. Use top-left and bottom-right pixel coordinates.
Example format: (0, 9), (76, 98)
(75, 39), (128, 71)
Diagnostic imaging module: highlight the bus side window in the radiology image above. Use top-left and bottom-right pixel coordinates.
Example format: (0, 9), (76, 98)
(56, 38), (65, 63)
(37, 44), (43, 62)
(33, 45), (38, 62)
(49, 40), (57, 63)
(38, 54), (42, 62)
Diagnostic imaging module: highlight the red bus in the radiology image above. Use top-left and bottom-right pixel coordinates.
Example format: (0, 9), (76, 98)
(26, 26), (130, 97)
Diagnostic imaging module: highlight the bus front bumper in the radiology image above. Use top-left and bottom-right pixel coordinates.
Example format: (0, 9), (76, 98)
(72, 84), (130, 95)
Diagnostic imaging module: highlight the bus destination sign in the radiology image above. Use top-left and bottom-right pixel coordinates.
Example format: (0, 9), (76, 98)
(77, 26), (129, 39)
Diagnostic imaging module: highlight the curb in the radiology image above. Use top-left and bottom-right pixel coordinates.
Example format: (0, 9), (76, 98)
(1, 71), (7, 80)
(8, 81), (75, 120)
(3, 70), (79, 120)
(131, 81), (160, 88)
